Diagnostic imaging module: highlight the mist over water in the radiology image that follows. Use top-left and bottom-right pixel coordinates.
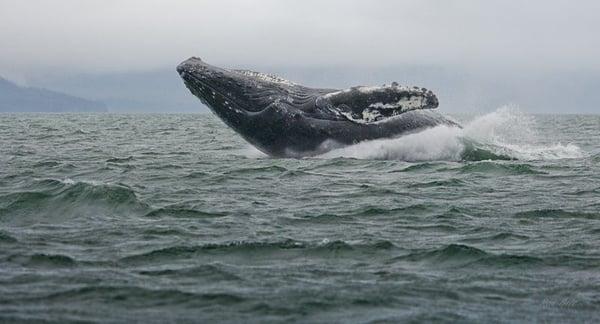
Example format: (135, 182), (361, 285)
(1, 111), (599, 322)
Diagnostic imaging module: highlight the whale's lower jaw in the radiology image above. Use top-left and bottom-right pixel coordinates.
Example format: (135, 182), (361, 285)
(177, 57), (458, 157)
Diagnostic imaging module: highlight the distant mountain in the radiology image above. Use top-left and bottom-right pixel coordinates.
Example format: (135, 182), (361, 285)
(0, 77), (107, 112)
(28, 69), (201, 113)
(23, 65), (600, 114)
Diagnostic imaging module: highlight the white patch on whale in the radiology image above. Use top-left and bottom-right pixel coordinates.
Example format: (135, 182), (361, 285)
(321, 84), (434, 123)
(368, 96), (425, 110)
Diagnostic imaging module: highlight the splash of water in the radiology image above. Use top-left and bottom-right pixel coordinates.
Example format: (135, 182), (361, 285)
(238, 146), (267, 159)
(319, 106), (585, 161)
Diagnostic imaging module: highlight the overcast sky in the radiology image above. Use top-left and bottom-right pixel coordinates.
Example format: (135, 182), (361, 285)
(1, 0), (599, 77)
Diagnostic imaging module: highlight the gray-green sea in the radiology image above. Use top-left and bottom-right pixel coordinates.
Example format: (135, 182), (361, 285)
(1, 109), (599, 323)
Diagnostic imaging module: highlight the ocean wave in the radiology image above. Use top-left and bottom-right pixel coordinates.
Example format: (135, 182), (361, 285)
(223, 165), (288, 175)
(305, 157), (369, 169)
(32, 160), (61, 168)
(460, 141), (514, 161)
(33, 286), (245, 307)
(138, 264), (243, 281)
(137, 264), (242, 281)
(25, 253), (77, 268)
(0, 179), (149, 225)
(284, 212), (353, 224)
(395, 244), (542, 268)
(401, 224), (458, 232)
(565, 187), (600, 196)
(119, 240), (306, 264)
(146, 163), (184, 170)
(350, 205), (432, 217)
(106, 156), (135, 163)
(145, 206), (227, 218)
(398, 244), (488, 262)
(0, 231), (18, 243)
(5, 253), (77, 268)
(458, 161), (545, 175)
(53, 180), (144, 206)
(460, 232), (530, 243)
(184, 171), (210, 178)
(167, 151), (192, 155)
(514, 209), (600, 219)
(286, 204), (434, 224)
(396, 243), (600, 270)
(408, 178), (466, 188)
(391, 162), (447, 173)
(120, 239), (396, 264)
(317, 107), (585, 161)
(70, 129), (89, 135)
(141, 227), (191, 236)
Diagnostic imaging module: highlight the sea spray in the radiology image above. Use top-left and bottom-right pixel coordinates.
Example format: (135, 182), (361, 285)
(319, 106), (585, 161)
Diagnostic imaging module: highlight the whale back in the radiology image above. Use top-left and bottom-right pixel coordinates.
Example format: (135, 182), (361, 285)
(229, 70), (439, 124)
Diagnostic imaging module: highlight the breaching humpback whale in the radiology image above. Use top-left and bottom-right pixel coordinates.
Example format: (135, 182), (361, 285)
(177, 57), (459, 157)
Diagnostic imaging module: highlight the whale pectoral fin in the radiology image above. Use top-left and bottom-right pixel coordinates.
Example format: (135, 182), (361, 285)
(315, 85), (439, 123)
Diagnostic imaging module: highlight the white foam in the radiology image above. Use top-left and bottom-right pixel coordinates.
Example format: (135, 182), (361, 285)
(62, 178), (76, 185)
(36, 178), (103, 186)
(320, 124), (464, 161)
(238, 145), (268, 159)
(318, 106), (585, 161)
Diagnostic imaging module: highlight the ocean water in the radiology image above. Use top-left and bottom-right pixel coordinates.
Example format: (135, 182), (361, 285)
(0, 108), (599, 323)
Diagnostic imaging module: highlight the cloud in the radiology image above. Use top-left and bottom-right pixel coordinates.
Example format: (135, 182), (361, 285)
(1, 0), (599, 74)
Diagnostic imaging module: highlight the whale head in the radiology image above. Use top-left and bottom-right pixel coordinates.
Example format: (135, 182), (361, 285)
(177, 57), (319, 154)
(177, 57), (299, 117)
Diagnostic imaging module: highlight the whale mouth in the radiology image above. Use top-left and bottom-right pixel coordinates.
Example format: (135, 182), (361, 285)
(178, 58), (277, 114)
(178, 62), (260, 114)
(179, 71), (251, 114)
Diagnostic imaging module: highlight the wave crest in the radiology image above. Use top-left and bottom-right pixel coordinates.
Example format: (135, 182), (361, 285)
(0, 179), (149, 226)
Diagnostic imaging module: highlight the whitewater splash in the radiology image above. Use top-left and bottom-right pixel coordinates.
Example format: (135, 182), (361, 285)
(318, 107), (585, 161)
